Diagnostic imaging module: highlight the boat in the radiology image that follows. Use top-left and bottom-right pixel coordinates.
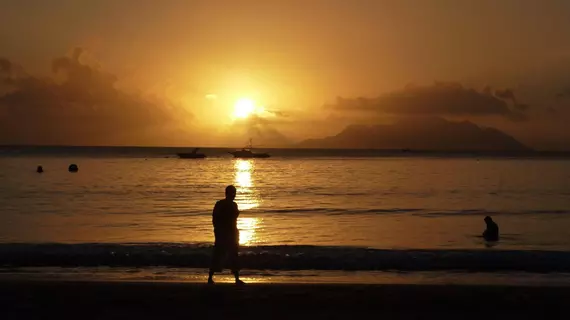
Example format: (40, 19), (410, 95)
(177, 148), (206, 159)
(229, 139), (270, 159)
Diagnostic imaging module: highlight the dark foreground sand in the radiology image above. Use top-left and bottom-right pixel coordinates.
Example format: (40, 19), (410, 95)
(1, 281), (567, 319)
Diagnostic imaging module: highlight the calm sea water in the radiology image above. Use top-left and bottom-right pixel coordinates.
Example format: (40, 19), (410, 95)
(1, 147), (570, 277)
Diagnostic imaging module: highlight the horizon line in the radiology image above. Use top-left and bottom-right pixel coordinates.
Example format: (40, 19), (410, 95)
(2, 144), (570, 154)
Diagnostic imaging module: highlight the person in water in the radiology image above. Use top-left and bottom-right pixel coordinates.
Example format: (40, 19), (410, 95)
(483, 216), (499, 241)
(208, 185), (244, 285)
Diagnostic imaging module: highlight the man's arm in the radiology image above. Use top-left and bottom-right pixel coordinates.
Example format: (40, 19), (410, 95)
(212, 201), (220, 227)
(233, 202), (240, 218)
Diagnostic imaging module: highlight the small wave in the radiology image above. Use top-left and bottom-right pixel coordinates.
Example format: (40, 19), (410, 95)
(140, 208), (570, 217)
(412, 209), (570, 217)
(253, 208), (425, 215)
(252, 208), (570, 217)
(1, 243), (570, 272)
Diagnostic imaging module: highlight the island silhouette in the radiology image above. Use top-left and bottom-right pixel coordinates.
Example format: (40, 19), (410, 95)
(298, 117), (530, 151)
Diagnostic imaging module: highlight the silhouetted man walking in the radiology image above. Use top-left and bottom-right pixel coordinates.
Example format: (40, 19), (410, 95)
(208, 185), (244, 285)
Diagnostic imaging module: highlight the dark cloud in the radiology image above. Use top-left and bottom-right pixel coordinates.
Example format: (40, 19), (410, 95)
(0, 58), (12, 75)
(494, 88), (529, 112)
(264, 109), (288, 117)
(482, 86), (493, 96)
(556, 87), (570, 99)
(547, 106), (557, 114)
(232, 114), (292, 146)
(327, 82), (529, 122)
(494, 89), (516, 102)
(514, 103), (529, 111)
(0, 48), (192, 145)
(0, 58), (15, 87)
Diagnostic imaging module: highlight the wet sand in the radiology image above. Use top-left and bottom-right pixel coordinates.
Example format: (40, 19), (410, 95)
(1, 280), (568, 319)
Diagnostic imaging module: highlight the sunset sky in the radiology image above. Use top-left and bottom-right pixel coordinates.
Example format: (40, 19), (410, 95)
(2, 0), (570, 150)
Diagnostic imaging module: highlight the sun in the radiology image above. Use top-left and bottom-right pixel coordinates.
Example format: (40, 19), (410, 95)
(233, 98), (255, 119)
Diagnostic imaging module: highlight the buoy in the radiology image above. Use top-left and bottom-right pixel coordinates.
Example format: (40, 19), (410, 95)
(37, 165), (43, 173)
(68, 164), (78, 172)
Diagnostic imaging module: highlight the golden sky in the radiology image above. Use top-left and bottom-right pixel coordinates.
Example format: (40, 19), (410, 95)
(1, 0), (570, 149)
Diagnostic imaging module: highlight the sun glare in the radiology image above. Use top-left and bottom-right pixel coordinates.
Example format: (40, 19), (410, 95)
(233, 98), (255, 119)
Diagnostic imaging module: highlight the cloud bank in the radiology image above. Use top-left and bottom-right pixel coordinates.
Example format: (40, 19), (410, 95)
(327, 82), (529, 122)
(0, 48), (192, 146)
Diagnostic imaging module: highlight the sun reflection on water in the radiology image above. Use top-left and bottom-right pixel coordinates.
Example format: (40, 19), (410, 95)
(238, 216), (261, 245)
(236, 171), (252, 188)
(236, 159), (252, 172)
(233, 160), (259, 211)
(233, 159), (262, 245)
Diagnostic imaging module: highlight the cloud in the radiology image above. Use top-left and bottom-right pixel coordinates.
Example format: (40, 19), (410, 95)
(0, 58), (12, 75)
(263, 108), (288, 117)
(556, 87), (570, 99)
(494, 88), (529, 111)
(0, 48), (192, 145)
(494, 88), (516, 102)
(226, 108), (293, 146)
(327, 82), (529, 122)
(0, 58), (17, 87)
(246, 123), (290, 146)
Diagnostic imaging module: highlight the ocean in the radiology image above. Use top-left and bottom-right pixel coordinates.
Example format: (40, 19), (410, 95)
(1, 146), (570, 284)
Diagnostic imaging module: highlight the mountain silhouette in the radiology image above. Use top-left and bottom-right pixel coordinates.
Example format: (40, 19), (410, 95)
(298, 117), (530, 151)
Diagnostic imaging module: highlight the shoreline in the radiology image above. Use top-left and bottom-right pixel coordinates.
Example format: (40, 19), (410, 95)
(3, 267), (570, 287)
(2, 280), (569, 319)
(4, 244), (570, 272)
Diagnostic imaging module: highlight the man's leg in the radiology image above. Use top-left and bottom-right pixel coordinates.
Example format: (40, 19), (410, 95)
(208, 244), (223, 284)
(229, 243), (244, 284)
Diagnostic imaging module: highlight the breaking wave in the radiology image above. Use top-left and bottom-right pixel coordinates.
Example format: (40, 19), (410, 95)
(2, 243), (570, 272)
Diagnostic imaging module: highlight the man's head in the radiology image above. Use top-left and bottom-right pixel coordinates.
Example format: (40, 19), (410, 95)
(225, 185), (237, 201)
(484, 216), (493, 223)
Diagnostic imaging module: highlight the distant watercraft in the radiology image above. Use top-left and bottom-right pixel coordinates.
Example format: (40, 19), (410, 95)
(177, 148), (206, 159)
(229, 139), (270, 159)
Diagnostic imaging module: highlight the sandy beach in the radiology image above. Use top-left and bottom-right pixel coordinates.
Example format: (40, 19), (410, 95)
(1, 280), (568, 319)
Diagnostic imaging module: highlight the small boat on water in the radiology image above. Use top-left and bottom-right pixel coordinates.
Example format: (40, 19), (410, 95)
(229, 139), (270, 159)
(177, 148), (206, 159)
